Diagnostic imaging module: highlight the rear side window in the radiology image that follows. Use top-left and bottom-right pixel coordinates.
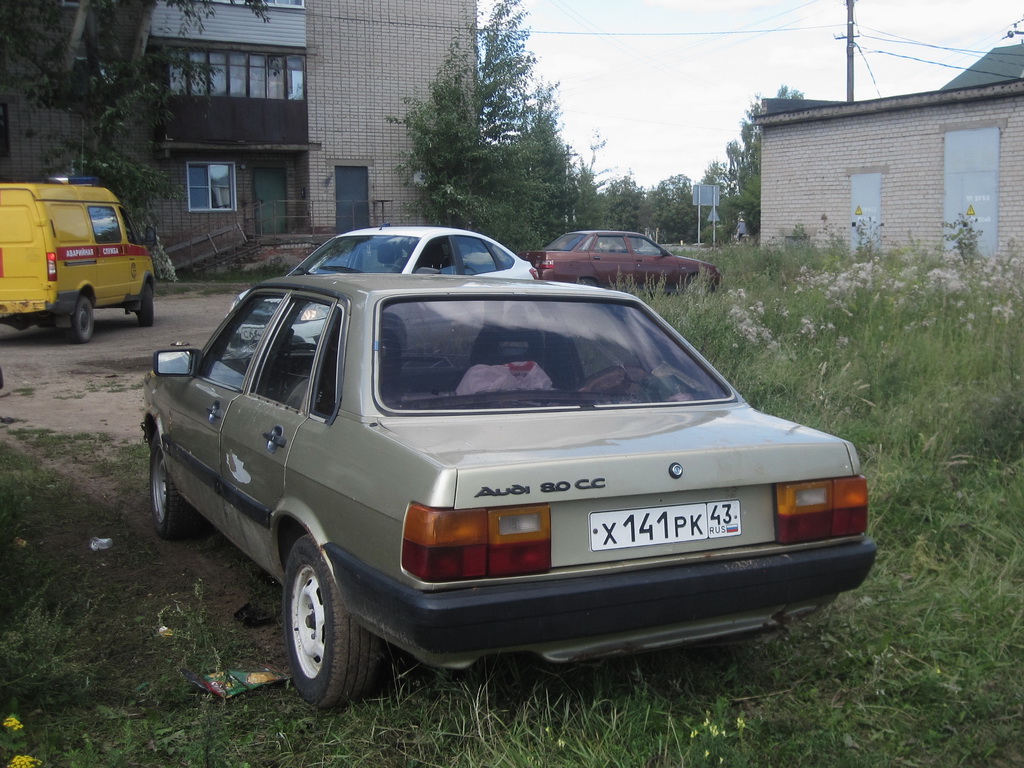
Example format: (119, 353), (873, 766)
(594, 236), (628, 253)
(454, 235), (499, 275)
(50, 204), (91, 243)
(88, 206), (122, 244)
(486, 241), (515, 270)
(254, 299), (332, 408)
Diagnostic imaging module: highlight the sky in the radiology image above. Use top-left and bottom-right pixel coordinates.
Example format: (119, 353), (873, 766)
(502, 0), (1022, 188)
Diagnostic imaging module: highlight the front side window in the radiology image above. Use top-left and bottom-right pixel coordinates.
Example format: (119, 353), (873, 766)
(377, 298), (732, 411)
(628, 236), (662, 256)
(88, 206), (122, 244)
(188, 163), (235, 211)
(201, 294), (283, 389)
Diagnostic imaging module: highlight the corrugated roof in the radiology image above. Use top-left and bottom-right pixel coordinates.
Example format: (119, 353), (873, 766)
(942, 43), (1024, 90)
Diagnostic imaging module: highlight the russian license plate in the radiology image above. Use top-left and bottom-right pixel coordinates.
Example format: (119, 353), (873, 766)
(589, 500), (741, 551)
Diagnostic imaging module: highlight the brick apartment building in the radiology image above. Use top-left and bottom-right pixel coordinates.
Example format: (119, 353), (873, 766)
(756, 47), (1024, 258)
(0, 0), (474, 261)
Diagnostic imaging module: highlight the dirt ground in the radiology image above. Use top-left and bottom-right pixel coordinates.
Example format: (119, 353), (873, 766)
(0, 284), (287, 665)
(0, 284), (241, 441)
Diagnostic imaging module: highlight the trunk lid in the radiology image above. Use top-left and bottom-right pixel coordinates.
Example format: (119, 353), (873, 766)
(379, 404), (858, 567)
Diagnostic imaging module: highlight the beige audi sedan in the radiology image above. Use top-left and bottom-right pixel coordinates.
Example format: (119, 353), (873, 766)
(143, 274), (875, 708)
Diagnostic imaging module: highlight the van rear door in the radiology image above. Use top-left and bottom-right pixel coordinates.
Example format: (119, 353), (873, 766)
(0, 187), (49, 311)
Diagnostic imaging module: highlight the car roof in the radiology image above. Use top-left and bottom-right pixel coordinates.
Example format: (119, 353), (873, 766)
(253, 272), (621, 304)
(329, 226), (505, 240)
(563, 230), (650, 238)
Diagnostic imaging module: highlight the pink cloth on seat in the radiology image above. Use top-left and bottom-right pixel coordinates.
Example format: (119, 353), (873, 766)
(456, 361), (553, 395)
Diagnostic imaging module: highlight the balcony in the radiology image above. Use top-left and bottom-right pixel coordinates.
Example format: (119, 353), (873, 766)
(160, 96), (308, 146)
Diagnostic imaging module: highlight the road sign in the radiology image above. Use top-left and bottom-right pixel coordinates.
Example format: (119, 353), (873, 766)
(693, 185), (720, 206)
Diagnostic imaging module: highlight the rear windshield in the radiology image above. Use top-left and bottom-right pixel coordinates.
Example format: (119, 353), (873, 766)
(541, 233), (587, 251)
(378, 298), (732, 411)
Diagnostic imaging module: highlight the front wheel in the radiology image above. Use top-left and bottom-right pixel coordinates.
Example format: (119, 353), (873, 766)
(136, 283), (155, 327)
(149, 435), (206, 539)
(283, 536), (383, 708)
(68, 294), (94, 344)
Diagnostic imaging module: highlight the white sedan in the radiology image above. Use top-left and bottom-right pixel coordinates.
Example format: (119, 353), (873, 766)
(290, 226), (537, 279)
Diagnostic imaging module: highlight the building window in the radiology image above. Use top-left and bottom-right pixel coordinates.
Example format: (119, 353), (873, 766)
(188, 163), (236, 211)
(0, 104), (8, 157)
(211, 0), (303, 5)
(171, 51), (305, 100)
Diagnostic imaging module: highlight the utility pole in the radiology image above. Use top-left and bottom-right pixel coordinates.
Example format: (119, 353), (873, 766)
(846, 0), (855, 101)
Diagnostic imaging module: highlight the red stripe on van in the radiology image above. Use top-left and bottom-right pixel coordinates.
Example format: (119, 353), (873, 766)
(57, 245), (99, 261)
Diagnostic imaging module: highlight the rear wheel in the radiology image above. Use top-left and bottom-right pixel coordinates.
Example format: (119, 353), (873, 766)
(136, 283), (155, 327)
(68, 294), (94, 344)
(576, 277), (600, 288)
(149, 435), (206, 539)
(283, 535), (383, 708)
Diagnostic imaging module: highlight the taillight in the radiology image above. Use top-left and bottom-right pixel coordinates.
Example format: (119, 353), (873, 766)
(47, 252), (58, 281)
(775, 476), (868, 544)
(402, 503), (551, 581)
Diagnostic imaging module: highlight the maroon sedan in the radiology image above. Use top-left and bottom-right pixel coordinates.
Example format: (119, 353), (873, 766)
(520, 231), (720, 291)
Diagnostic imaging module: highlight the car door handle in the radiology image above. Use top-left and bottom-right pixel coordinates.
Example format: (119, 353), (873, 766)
(207, 400), (223, 423)
(263, 425), (287, 454)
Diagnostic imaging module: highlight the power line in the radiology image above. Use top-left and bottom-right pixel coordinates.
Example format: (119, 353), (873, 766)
(528, 24), (838, 37)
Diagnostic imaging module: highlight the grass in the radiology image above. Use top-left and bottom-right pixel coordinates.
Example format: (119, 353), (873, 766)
(2, 241), (1023, 767)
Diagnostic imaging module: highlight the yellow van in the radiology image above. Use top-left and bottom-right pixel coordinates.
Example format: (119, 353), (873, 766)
(0, 180), (156, 343)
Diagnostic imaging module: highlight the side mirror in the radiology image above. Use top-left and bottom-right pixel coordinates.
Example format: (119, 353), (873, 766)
(144, 226), (157, 248)
(152, 348), (199, 376)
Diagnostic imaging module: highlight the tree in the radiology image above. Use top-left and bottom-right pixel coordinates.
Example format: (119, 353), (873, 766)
(397, 0), (577, 251)
(0, 0), (267, 215)
(647, 174), (696, 244)
(602, 175), (646, 232)
(718, 84), (804, 239)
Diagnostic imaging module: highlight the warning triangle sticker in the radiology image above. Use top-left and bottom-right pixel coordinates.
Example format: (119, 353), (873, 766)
(854, 206), (863, 216)
(966, 205), (976, 216)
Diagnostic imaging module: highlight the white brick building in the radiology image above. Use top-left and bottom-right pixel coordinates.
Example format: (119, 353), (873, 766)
(0, 0), (474, 256)
(757, 79), (1024, 258)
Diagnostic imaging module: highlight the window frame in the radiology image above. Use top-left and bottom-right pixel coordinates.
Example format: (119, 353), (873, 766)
(170, 50), (305, 100)
(187, 162), (237, 212)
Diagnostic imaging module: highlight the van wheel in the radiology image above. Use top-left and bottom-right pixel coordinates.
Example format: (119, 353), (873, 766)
(136, 283), (155, 327)
(68, 294), (94, 344)
(284, 536), (383, 707)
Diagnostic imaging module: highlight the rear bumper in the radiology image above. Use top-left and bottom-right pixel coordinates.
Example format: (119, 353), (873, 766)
(326, 538), (876, 662)
(0, 299), (48, 315)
